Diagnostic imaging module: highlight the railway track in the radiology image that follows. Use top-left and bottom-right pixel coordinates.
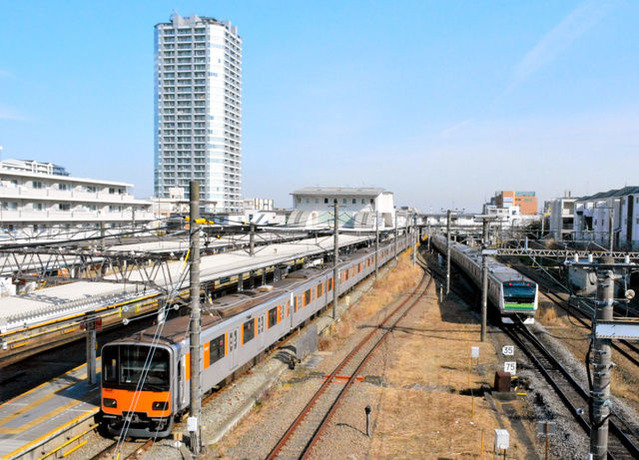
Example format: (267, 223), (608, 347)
(89, 438), (154, 460)
(511, 264), (639, 368)
(424, 244), (639, 458)
(266, 272), (431, 459)
(505, 322), (639, 459)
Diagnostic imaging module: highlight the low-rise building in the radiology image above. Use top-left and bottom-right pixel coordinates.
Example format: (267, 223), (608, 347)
(547, 192), (576, 240)
(573, 186), (639, 250)
(289, 187), (395, 229)
(243, 198), (274, 212)
(0, 159), (153, 240)
(490, 191), (538, 215)
(150, 187), (189, 218)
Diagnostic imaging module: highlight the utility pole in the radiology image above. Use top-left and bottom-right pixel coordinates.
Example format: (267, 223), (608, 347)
(333, 203), (339, 319)
(394, 215), (398, 261)
(480, 219), (490, 342)
(589, 266), (615, 460)
(249, 222), (255, 256)
(375, 211), (379, 279)
(412, 213), (417, 266)
(608, 208), (614, 254)
(188, 180), (202, 456)
(446, 210), (452, 295)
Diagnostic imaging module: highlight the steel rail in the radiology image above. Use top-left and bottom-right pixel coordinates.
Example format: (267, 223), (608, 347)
(266, 273), (430, 459)
(511, 263), (639, 368)
(302, 275), (433, 458)
(506, 322), (639, 459)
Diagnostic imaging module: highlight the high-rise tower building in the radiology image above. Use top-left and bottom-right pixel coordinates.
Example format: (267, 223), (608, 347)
(154, 14), (242, 213)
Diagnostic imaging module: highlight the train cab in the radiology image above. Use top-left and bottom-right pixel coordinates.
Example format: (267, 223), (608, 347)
(501, 281), (538, 323)
(101, 342), (175, 437)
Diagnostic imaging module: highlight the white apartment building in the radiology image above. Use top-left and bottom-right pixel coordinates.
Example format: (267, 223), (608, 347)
(0, 159), (153, 239)
(573, 186), (639, 250)
(547, 193), (576, 240)
(154, 14), (242, 213)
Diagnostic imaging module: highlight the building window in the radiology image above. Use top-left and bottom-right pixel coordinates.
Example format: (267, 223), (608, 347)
(58, 203), (71, 211)
(352, 199), (356, 204)
(34, 203), (45, 211)
(32, 181), (43, 189)
(324, 198), (328, 204)
(362, 199), (365, 204)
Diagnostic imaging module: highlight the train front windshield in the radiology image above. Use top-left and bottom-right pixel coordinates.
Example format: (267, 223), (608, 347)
(103, 345), (170, 391)
(503, 282), (536, 305)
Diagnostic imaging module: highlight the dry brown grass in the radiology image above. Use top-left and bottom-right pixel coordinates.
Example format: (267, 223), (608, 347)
(537, 297), (639, 409)
(368, 283), (531, 459)
(319, 253), (423, 351)
(537, 301), (557, 325)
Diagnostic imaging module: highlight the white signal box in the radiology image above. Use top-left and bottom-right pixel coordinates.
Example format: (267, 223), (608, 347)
(495, 429), (510, 450)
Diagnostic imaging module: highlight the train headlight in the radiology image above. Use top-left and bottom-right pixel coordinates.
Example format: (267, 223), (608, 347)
(103, 398), (117, 408)
(152, 401), (169, 411)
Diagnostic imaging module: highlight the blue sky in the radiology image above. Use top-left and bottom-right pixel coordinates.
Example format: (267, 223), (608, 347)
(1, 0), (637, 212)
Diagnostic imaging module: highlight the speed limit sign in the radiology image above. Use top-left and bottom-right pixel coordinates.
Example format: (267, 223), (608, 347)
(504, 362), (517, 374)
(502, 345), (514, 356)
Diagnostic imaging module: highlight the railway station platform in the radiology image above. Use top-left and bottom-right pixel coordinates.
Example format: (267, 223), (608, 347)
(0, 234), (375, 366)
(0, 362), (99, 460)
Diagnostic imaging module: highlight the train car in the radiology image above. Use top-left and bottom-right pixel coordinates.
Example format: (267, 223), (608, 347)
(431, 234), (537, 324)
(100, 236), (409, 437)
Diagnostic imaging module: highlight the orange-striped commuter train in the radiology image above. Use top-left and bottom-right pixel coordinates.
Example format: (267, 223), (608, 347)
(100, 235), (409, 437)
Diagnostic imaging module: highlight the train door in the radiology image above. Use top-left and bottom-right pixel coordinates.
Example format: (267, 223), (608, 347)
(289, 293), (295, 330)
(257, 315), (265, 350)
(229, 328), (239, 369)
(178, 355), (187, 408)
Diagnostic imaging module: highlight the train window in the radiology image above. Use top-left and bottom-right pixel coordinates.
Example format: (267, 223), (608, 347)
(327, 278), (333, 291)
(243, 319), (255, 344)
(317, 282), (323, 297)
(304, 289), (311, 306)
(268, 307), (277, 328)
(209, 334), (225, 365)
(119, 346), (169, 388)
(102, 346), (118, 383)
(295, 296), (299, 312)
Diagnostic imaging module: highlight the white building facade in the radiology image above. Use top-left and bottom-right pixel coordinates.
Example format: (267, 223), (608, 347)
(154, 14), (242, 213)
(573, 186), (639, 250)
(0, 159), (153, 239)
(289, 187), (395, 229)
(547, 194), (576, 240)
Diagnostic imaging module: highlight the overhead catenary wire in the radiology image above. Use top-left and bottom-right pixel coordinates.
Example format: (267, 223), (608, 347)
(114, 240), (193, 455)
